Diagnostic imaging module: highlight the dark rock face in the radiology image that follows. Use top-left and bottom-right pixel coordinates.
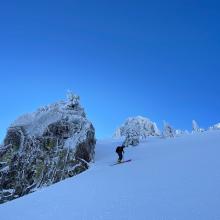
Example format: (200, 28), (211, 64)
(0, 94), (96, 204)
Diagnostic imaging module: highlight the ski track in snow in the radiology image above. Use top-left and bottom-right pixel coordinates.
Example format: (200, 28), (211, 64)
(1, 131), (220, 220)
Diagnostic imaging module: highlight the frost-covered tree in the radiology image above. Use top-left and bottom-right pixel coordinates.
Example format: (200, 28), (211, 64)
(175, 129), (189, 136)
(192, 120), (199, 132)
(123, 128), (140, 147)
(66, 90), (80, 108)
(175, 129), (184, 136)
(192, 120), (204, 133)
(162, 121), (175, 138)
(113, 116), (161, 146)
(114, 128), (122, 139)
(113, 116), (160, 140)
(209, 123), (220, 131)
(150, 122), (161, 136)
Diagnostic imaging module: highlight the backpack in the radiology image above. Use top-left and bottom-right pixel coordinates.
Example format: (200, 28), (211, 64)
(116, 146), (123, 153)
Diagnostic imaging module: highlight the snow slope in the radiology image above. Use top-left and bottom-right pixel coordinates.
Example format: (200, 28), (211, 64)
(0, 131), (220, 220)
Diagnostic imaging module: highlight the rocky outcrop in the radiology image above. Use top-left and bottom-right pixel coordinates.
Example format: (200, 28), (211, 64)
(0, 93), (96, 204)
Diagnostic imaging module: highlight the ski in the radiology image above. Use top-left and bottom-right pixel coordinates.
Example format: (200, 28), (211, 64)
(111, 159), (132, 166)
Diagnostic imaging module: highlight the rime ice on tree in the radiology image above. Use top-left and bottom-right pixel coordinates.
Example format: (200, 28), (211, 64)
(114, 116), (160, 146)
(209, 123), (220, 131)
(66, 91), (80, 108)
(192, 120), (199, 132)
(114, 116), (160, 139)
(123, 128), (140, 147)
(175, 129), (189, 136)
(162, 121), (175, 138)
(192, 120), (204, 133)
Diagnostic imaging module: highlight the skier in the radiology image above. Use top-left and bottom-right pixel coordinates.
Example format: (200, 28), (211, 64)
(115, 145), (125, 163)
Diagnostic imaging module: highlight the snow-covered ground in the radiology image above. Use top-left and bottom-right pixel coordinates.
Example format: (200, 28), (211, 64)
(1, 131), (220, 220)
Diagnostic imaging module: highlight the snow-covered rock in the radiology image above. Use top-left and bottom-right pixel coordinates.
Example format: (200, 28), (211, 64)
(0, 92), (96, 204)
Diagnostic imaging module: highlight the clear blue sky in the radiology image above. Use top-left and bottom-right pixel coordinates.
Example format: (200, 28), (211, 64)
(0, 0), (220, 140)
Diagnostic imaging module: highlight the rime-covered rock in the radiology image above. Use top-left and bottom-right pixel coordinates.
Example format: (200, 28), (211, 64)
(0, 93), (96, 204)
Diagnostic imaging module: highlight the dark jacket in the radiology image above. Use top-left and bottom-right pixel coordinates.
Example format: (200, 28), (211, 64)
(116, 146), (125, 154)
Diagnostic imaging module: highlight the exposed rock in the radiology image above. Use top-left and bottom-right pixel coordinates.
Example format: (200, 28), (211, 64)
(0, 92), (96, 204)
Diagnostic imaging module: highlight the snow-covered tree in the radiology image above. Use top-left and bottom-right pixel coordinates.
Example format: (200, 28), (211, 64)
(66, 91), (80, 108)
(175, 129), (189, 136)
(151, 122), (161, 136)
(192, 120), (199, 132)
(209, 123), (220, 131)
(162, 121), (175, 138)
(113, 116), (161, 146)
(123, 128), (140, 147)
(192, 120), (204, 133)
(175, 129), (184, 136)
(114, 128), (122, 139)
(113, 116), (160, 140)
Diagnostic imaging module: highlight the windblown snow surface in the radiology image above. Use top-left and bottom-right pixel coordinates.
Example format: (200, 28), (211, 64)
(1, 131), (220, 220)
